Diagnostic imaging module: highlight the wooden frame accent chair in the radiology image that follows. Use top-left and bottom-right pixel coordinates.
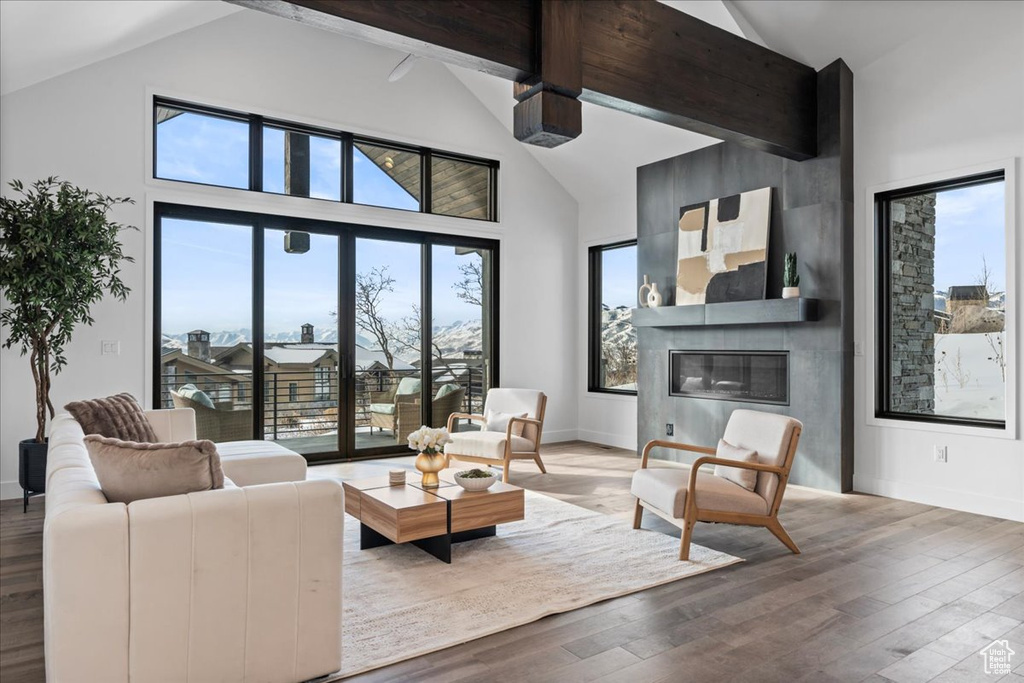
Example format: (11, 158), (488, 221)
(631, 409), (803, 561)
(444, 388), (547, 482)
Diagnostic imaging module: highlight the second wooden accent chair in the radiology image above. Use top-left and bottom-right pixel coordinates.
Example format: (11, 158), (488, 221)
(631, 409), (803, 561)
(444, 388), (547, 483)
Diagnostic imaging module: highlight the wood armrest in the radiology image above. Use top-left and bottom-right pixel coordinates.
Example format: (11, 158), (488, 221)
(640, 439), (717, 468)
(506, 415), (542, 439)
(688, 456), (786, 499)
(447, 413), (486, 432)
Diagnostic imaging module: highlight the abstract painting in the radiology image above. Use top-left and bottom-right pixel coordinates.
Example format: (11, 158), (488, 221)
(675, 186), (772, 305)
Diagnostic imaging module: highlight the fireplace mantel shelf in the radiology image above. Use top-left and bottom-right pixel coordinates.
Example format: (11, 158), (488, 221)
(632, 298), (818, 328)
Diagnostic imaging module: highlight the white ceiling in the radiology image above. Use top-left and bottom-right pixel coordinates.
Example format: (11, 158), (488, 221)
(0, 0), (242, 96)
(729, 0), (999, 71)
(1, 0), (978, 210)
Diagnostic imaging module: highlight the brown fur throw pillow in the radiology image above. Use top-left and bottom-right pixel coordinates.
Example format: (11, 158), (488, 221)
(84, 435), (225, 504)
(65, 393), (158, 442)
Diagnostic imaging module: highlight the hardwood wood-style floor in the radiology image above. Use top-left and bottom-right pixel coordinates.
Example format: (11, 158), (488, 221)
(2, 442), (1022, 682)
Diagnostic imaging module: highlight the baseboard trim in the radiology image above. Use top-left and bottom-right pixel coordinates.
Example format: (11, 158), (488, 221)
(0, 481), (25, 501)
(541, 429), (578, 444)
(577, 429), (636, 451)
(853, 474), (1024, 522)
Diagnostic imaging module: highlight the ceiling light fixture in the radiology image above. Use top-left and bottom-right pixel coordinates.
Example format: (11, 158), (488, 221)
(383, 156), (395, 169)
(387, 53), (419, 82)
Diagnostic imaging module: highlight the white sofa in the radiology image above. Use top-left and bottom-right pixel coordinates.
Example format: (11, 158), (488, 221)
(44, 407), (344, 683)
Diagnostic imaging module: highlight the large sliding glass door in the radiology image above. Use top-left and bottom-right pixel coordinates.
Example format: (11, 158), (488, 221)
(263, 227), (340, 457)
(154, 203), (497, 462)
(157, 216), (254, 443)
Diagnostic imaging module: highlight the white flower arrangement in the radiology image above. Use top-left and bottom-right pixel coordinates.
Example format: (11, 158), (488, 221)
(407, 426), (451, 455)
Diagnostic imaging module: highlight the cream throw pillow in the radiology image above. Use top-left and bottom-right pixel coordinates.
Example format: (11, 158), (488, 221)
(713, 439), (759, 491)
(84, 435), (225, 504)
(485, 410), (527, 436)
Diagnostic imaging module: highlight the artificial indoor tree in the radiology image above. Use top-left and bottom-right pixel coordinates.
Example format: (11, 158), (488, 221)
(0, 177), (136, 449)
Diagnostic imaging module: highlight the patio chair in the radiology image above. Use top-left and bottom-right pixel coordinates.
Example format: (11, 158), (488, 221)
(170, 388), (252, 442)
(396, 384), (466, 445)
(444, 388), (547, 482)
(368, 376), (420, 440)
(631, 409), (802, 560)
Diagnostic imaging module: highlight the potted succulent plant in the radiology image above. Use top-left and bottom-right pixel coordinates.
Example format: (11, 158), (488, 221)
(0, 178), (136, 510)
(782, 252), (801, 299)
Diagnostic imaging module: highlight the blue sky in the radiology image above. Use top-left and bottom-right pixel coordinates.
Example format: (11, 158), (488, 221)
(602, 244), (637, 309)
(158, 113), (482, 337)
(933, 181), (1005, 294)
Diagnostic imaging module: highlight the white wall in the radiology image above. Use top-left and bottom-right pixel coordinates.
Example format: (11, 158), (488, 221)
(577, 192), (639, 450)
(0, 10), (579, 498)
(852, 3), (1024, 521)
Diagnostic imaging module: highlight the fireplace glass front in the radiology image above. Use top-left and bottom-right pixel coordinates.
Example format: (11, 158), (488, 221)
(669, 350), (789, 405)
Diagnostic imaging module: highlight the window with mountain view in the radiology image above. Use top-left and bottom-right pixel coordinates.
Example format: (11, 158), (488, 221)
(589, 241), (637, 394)
(876, 170), (1007, 428)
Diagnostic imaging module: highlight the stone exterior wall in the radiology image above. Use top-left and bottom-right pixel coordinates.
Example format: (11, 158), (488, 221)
(889, 194), (936, 414)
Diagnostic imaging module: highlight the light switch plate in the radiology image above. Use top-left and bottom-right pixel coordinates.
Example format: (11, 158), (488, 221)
(101, 340), (120, 356)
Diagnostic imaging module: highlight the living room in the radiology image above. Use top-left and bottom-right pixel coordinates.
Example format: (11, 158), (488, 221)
(0, 1), (1021, 682)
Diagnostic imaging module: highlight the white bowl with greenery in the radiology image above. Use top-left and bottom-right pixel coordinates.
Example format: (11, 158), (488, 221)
(454, 468), (498, 491)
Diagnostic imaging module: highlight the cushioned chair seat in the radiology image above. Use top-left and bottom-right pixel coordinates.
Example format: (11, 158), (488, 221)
(214, 440), (307, 487)
(369, 403), (395, 415)
(445, 431), (535, 460)
(630, 466), (768, 518)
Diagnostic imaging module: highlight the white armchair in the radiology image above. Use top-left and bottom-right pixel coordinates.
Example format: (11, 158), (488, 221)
(444, 388), (547, 482)
(631, 409), (803, 561)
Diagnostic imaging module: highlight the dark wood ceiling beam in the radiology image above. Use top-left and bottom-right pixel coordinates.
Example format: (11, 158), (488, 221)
(513, 0), (583, 148)
(230, 0), (819, 160)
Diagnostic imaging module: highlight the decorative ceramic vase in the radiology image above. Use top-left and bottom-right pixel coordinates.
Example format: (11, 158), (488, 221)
(782, 286), (800, 299)
(647, 282), (663, 308)
(415, 452), (446, 488)
(638, 274), (652, 308)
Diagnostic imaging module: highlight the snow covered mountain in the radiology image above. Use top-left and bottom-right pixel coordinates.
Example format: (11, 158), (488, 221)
(601, 305), (635, 350)
(163, 319), (484, 360)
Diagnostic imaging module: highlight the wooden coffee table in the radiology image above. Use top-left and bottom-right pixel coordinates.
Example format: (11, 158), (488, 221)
(342, 472), (525, 563)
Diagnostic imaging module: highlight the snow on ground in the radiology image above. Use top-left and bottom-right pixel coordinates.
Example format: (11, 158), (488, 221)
(934, 332), (1005, 421)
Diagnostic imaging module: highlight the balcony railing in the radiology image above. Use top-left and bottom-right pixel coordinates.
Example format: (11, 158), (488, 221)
(158, 366), (487, 445)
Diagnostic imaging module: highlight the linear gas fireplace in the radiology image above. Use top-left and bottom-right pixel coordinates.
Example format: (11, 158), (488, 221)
(669, 350), (789, 405)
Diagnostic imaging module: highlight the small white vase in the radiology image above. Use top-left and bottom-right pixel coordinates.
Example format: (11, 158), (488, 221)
(638, 275), (652, 308)
(647, 282), (663, 307)
(782, 286), (800, 299)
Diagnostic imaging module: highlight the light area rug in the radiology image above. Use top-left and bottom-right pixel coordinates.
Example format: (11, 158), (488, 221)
(328, 490), (741, 680)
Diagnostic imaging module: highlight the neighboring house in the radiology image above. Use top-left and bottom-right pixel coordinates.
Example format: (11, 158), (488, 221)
(947, 285), (988, 314)
(159, 347), (249, 407)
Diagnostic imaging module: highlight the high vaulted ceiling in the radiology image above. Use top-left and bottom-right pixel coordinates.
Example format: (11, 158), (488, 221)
(0, 1), (984, 211)
(0, 0), (242, 96)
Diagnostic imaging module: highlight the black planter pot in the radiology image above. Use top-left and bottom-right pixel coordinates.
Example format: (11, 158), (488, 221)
(19, 438), (47, 513)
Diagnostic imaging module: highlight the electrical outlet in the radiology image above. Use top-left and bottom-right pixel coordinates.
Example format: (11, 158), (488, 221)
(101, 340), (120, 356)
(934, 445), (948, 463)
(666, 423), (674, 436)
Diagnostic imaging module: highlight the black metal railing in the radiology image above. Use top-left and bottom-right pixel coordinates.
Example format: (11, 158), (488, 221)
(158, 365), (488, 443)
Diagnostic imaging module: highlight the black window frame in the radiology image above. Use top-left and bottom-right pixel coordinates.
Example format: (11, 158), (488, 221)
(153, 96), (499, 222)
(153, 201), (501, 462)
(587, 239), (638, 396)
(874, 169), (1006, 430)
